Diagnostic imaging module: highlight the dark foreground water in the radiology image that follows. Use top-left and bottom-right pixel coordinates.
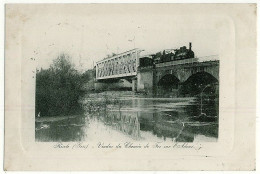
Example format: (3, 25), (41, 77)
(36, 93), (219, 142)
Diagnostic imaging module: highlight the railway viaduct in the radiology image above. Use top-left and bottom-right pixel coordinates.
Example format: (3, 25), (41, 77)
(95, 49), (219, 96)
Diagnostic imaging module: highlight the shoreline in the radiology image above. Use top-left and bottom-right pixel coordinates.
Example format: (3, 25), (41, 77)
(35, 115), (82, 123)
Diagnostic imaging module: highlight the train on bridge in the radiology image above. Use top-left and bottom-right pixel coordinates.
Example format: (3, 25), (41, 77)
(94, 42), (219, 96)
(139, 42), (195, 67)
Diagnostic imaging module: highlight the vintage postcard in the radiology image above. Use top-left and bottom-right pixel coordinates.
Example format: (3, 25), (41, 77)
(4, 3), (256, 171)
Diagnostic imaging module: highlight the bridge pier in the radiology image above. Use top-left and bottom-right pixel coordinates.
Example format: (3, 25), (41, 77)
(132, 78), (137, 92)
(136, 67), (154, 94)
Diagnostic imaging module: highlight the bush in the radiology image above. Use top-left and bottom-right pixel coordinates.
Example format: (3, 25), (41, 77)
(35, 54), (84, 117)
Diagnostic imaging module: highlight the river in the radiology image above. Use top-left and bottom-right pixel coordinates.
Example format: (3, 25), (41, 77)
(35, 92), (219, 142)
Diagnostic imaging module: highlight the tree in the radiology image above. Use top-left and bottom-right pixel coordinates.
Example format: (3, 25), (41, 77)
(35, 53), (84, 117)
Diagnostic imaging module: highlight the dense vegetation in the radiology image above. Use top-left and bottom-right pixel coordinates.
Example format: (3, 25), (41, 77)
(35, 54), (85, 117)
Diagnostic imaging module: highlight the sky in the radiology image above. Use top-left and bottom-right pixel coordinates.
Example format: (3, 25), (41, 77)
(19, 4), (222, 72)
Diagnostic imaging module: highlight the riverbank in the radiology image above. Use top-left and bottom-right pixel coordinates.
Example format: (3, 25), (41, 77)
(35, 115), (82, 123)
(84, 90), (199, 99)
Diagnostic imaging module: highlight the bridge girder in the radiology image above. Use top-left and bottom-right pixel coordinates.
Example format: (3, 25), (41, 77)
(96, 49), (142, 80)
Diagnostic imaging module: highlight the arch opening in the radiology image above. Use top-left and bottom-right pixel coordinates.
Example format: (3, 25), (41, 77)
(181, 72), (218, 97)
(157, 74), (180, 96)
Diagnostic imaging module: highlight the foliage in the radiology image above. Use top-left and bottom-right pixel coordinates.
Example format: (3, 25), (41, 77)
(35, 53), (84, 117)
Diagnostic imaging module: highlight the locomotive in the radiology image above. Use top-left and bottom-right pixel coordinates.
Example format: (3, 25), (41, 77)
(139, 42), (195, 67)
(153, 42), (195, 64)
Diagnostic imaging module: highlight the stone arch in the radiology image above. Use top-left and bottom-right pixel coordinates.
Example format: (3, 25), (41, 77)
(202, 66), (219, 81)
(181, 71), (218, 96)
(156, 69), (179, 82)
(178, 65), (219, 82)
(157, 74), (180, 95)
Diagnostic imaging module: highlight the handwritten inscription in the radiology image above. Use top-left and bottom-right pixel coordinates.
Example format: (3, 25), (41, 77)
(72, 143), (89, 149)
(53, 143), (70, 148)
(53, 142), (202, 151)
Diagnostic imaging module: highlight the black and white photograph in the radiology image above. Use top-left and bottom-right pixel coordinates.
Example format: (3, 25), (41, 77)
(4, 3), (256, 171)
(32, 4), (220, 142)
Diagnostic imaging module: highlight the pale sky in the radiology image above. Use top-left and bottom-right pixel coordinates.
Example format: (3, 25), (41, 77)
(20, 4), (222, 72)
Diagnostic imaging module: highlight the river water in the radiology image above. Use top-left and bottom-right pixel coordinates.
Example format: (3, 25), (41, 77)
(35, 92), (219, 142)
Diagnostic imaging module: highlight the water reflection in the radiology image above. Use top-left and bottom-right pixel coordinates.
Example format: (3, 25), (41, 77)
(36, 116), (88, 142)
(35, 94), (219, 142)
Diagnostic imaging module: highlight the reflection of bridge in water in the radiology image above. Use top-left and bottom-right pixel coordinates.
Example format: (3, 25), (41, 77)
(97, 96), (218, 142)
(103, 111), (141, 140)
(95, 48), (219, 96)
